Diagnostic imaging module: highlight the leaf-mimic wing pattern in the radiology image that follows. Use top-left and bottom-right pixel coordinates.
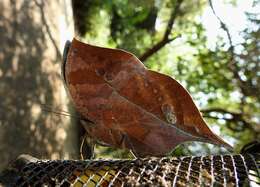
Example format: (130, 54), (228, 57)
(63, 38), (232, 156)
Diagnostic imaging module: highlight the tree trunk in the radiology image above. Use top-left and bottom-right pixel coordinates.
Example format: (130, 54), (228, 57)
(0, 0), (77, 171)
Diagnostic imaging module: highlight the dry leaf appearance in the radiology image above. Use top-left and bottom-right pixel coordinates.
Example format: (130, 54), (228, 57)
(62, 38), (232, 157)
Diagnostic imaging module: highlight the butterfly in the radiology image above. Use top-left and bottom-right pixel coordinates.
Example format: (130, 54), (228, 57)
(62, 38), (232, 157)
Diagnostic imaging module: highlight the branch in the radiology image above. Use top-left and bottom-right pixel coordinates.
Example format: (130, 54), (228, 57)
(208, 0), (247, 94)
(139, 0), (183, 62)
(201, 107), (255, 133)
(201, 107), (240, 117)
(208, 0), (234, 53)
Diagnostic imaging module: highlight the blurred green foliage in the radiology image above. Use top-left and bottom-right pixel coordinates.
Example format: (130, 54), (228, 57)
(72, 0), (259, 157)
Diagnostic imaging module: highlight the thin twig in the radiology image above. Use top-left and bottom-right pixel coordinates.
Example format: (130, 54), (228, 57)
(201, 107), (240, 116)
(208, 0), (246, 92)
(201, 107), (255, 133)
(139, 0), (183, 62)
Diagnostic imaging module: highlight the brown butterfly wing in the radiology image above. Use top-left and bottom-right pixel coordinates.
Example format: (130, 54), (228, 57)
(64, 38), (232, 156)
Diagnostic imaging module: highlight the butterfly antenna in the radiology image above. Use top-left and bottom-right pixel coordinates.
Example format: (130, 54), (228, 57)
(40, 104), (82, 120)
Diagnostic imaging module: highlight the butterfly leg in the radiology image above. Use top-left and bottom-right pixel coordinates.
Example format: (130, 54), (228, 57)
(123, 135), (141, 158)
(108, 129), (131, 150)
(116, 131), (141, 158)
(80, 133), (95, 160)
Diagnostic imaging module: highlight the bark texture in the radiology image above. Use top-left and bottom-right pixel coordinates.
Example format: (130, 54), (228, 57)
(0, 0), (77, 171)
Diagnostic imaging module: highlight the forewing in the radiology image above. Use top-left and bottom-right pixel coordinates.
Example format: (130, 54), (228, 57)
(65, 38), (232, 156)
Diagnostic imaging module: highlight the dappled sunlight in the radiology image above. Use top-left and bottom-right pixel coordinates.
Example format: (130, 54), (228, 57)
(0, 0), (77, 171)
